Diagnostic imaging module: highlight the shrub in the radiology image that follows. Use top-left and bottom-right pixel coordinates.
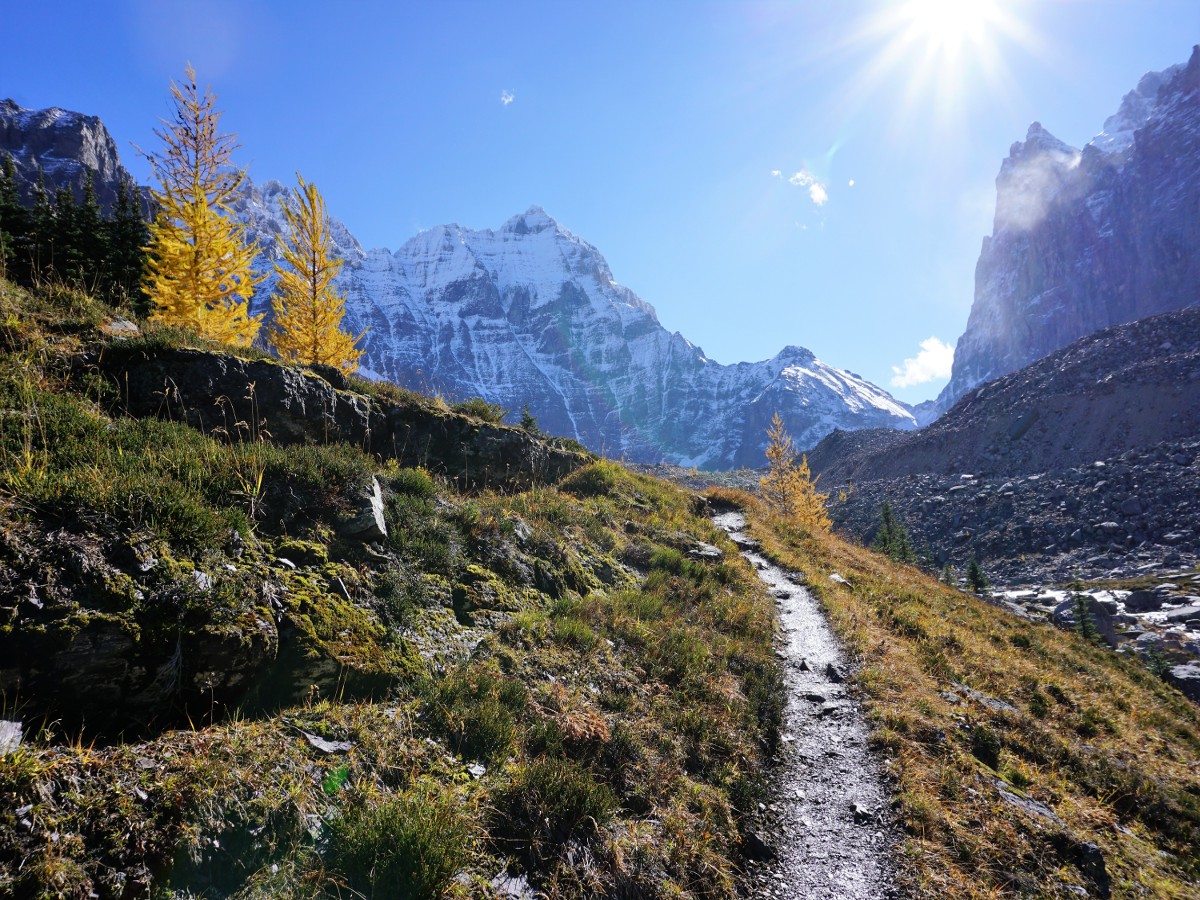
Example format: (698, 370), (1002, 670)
(327, 786), (471, 900)
(971, 724), (1002, 769)
(490, 758), (617, 860)
(423, 670), (527, 763)
(559, 460), (622, 498)
(452, 396), (507, 423)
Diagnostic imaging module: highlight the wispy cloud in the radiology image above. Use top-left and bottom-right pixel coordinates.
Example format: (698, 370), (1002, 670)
(779, 167), (829, 207)
(500, 90), (515, 106)
(890, 337), (954, 387)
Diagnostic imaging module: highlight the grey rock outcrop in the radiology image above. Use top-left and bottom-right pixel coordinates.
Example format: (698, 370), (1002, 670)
(94, 345), (590, 490)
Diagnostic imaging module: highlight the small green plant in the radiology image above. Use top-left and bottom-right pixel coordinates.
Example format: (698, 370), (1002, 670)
(1145, 644), (1172, 680)
(423, 670), (527, 763)
(326, 785), (471, 900)
(1072, 593), (1102, 644)
(452, 396), (508, 423)
(971, 724), (1002, 769)
(490, 757), (617, 861)
(1028, 690), (1050, 719)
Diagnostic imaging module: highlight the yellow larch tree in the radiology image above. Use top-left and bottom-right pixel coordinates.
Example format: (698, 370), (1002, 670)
(268, 174), (366, 372)
(760, 410), (831, 532)
(142, 64), (262, 346)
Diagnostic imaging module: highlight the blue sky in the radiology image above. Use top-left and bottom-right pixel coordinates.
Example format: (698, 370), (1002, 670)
(2, 1), (1196, 402)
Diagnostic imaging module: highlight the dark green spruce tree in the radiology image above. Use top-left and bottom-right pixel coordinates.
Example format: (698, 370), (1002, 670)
(106, 179), (149, 307)
(873, 500), (916, 563)
(0, 153), (24, 278)
(966, 556), (989, 593)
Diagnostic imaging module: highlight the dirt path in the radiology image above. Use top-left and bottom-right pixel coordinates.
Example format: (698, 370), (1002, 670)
(714, 511), (902, 899)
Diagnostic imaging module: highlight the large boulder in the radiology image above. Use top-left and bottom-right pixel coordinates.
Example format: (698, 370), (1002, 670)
(1167, 663), (1200, 702)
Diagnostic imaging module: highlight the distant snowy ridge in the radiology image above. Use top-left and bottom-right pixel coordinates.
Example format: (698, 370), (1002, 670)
(240, 201), (916, 468)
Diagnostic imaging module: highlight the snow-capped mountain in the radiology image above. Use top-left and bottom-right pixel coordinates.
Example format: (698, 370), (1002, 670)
(1, 98), (917, 468)
(234, 189), (915, 467)
(938, 46), (1200, 410)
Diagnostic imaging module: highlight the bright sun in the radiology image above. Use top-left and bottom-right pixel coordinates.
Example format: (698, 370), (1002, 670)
(902, 0), (1003, 57)
(844, 0), (1037, 127)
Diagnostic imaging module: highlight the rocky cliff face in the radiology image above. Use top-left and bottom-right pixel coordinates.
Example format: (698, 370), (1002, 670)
(0, 98), (140, 209)
(939, 46), (1200, 409)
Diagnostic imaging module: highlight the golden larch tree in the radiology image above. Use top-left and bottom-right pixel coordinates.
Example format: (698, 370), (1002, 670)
(268, 174), (366, 372)
(142, 64), (262, 346)
(760, 410), (831, 532)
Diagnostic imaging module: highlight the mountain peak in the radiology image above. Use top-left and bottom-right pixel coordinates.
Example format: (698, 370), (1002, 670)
(1014, 122), (1076, 158)
(501, 205), (559, 235)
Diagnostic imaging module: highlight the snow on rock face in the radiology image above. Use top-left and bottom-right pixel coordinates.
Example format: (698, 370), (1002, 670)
(938, 46), (1200, 412)
(238, 202), (915, 468)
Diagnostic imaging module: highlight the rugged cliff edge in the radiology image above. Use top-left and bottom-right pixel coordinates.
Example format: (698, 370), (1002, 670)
(939, 46), (1200, 410)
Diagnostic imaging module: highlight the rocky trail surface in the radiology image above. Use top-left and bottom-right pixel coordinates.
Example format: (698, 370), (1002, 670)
(714, 511), (901, 899)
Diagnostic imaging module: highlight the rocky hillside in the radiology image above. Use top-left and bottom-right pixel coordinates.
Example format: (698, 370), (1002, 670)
(807, 306), (1200, 584)
(938, 45), (1200, 409)
(0, 100), (916, 470)
(812, 305), (1200, 485)
(0, 276), (785, 898)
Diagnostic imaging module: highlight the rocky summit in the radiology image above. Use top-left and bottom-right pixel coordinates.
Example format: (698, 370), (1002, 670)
(937, 46), (1200, 410)
(0, 98), (141, 210)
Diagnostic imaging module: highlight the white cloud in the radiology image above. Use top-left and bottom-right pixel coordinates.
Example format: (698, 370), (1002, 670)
(770, 169), (782, 178)
(785, 168), (828, 207)
(890, 337), (955, 388)
(500, 90), (515, 106)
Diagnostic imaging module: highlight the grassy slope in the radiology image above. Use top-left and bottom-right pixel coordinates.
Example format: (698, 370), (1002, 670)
(724, 490), (1200, 898)
(0, 279), (783, 898)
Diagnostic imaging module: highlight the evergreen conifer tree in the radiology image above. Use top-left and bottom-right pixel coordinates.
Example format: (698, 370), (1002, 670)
(142, 65), (262, 345)
(873, 500), (916, 563)
(519, 404), (540, 433)
(52, 185), (84, 281)
(30, 167), (54, 276)
(108, 180), (149, 308)
(966, 556), (988, 593)
(76, 170), (107, 286)
(0, 153), (22, 278)
(268, 174), (365, 371)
